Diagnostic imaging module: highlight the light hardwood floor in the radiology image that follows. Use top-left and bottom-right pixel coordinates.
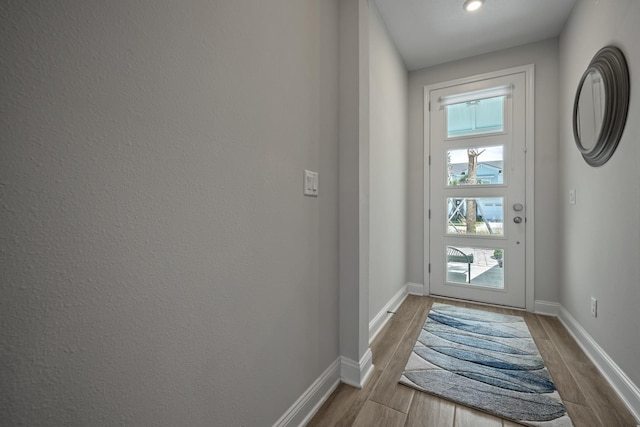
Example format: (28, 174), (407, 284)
(308, 296), (637, 427)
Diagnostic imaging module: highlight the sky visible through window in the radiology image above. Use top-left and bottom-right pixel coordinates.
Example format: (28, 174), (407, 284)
(449, 146), (503, 164)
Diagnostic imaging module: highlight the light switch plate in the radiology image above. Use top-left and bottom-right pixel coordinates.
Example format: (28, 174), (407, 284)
(304, 170), (318, 197)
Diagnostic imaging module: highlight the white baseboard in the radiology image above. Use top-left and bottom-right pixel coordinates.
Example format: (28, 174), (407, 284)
(340, 348), (374, 389)
(407, 282), (424, 295)
(369, 285), (409, 344)
(557, 306), (640, 423)
(273, 358), (341, 427)
(534, 300), (561, 316)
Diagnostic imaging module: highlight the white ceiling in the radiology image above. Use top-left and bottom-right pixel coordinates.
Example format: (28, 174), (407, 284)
(373, 0), (577, 71)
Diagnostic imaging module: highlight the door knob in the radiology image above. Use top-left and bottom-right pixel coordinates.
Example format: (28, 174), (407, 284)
(513, 216), (523, 224)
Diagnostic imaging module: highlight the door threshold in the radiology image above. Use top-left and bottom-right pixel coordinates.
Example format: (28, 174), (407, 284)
(428, 294), (526, 311)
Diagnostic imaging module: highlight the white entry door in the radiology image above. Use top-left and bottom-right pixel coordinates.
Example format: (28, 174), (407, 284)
(428, 71), (529, 308)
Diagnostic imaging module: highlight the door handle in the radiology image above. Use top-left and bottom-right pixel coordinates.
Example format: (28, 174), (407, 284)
(513, 216), (523, 224)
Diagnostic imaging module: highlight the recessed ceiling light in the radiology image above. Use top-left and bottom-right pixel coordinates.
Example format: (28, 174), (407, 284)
(463, 0), (484, 12)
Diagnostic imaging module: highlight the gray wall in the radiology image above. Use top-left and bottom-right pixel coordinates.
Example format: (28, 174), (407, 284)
(407, 39), (561, 303)
(368, 3), (408, 322)
(0, 0), (340, 425)
(558, 0), (640, 388)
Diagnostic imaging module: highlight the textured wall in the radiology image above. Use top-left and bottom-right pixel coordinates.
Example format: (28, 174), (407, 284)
(558, 0), (640, 388)
(0, 0), (340, 425)
(368, 3), (408, 322)
(407, 39), (561, 303)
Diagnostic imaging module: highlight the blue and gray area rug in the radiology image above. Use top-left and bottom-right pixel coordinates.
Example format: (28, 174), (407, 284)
(400, 303), (573, 426)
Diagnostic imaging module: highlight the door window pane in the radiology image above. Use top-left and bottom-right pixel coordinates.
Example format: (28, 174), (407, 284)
(446, 246), (504, 289)
(446, 96), (504, 138)
(447, 197), (503, 236)
(447, 146), (503, 186)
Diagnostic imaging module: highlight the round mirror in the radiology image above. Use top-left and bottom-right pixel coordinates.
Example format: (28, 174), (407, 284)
(575, 70), (605, 151)
(573, 46), (630, 167)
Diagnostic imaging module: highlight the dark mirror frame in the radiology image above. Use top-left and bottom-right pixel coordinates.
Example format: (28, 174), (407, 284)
(573, 46), (630, 167)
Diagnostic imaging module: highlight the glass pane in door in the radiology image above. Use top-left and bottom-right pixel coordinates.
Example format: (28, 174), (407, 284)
(446, 96), (505, 138)
(446, 246), (504, 289)
(447, 197), (504, 236)
(447, 146), (503, 186)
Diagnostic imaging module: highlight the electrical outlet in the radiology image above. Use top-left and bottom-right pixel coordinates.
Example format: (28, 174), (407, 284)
(591, 297), (597, 317)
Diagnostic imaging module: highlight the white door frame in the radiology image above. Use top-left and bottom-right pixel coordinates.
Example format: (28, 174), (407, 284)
(423, 64), (535, 312)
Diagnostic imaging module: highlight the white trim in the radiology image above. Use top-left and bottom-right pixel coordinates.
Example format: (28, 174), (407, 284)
(423, 64), (536, 311)
(369, 285), (409, 344)
(272, 358), (341, 427)
(438, 84), (513, 107)
(523, 64), (535, 313)
(407, 282), (425, 296)
(423, 86), (431, 297)
(534, 300), (561, 317)
(558, 306), (640, 423)
(340, 348), (375, 389)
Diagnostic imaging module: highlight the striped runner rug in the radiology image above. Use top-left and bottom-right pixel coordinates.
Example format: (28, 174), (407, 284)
(400, 303), (573, 426)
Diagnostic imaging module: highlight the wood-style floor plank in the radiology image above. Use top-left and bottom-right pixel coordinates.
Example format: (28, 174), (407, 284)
(534, 338), (588, 405)
(522, 311), (549, 340)
(569, 361), (637, 427)
(308, 296), (638, 427)
(563, 401), (602, 427)
(309, 298), (421, 426)
(537, 315), (591, 364)
(537, 315), (637, 426)
(371, 295), (423, 370)
(306, 383), (361, 427)
(367, 299), (430, 412)
(454, 405), (502, 427)
(404, 391), (455, 427)
(351, 400), (406, 427)
(307, 368), (384, 427)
